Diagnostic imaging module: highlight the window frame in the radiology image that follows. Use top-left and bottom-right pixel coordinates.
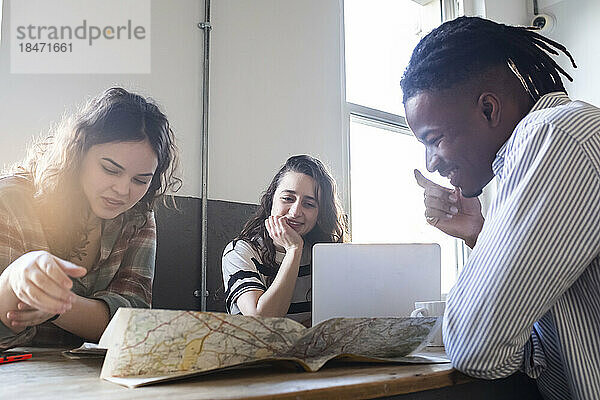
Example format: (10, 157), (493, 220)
(342, 0), (464, 286)
(344, 0), (458, 129)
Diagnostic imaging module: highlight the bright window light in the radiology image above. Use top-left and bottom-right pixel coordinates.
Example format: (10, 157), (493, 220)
(345, 0), (462, 294)
(344, 0), (441, 116)
(349, 118), (460, 294)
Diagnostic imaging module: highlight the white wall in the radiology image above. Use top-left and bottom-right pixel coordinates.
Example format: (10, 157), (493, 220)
(1, 0), (348, 206)
(533, 0), (600, 106)
(208, 0), (346, 206)
(0, 0), (204, 196)
(484, 0), (529, 24)
(463, 0), (529, 25)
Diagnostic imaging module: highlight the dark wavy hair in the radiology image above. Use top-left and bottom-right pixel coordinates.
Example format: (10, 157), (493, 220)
(236, 155), (347, 268)
(13, 87), (181, 259)
(400, 16), (577, 103)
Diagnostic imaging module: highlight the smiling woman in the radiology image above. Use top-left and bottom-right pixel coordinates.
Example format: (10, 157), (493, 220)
(0, 87), (180, 350)
(221, 155), (347, 327)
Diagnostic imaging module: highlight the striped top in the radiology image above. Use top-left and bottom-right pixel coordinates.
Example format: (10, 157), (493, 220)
(222, 239), (312, 326)
(444, 92), (600, 400)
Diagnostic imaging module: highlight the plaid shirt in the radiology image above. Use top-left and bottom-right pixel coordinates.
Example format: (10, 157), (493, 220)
(0, 176), (156, 350)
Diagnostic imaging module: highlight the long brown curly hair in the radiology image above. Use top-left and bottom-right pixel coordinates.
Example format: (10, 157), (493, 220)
(11, 87), (181, 259)
(236, 155), (347, 268)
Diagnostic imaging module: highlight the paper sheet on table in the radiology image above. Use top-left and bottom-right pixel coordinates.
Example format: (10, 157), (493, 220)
(99, 308), (445, 388)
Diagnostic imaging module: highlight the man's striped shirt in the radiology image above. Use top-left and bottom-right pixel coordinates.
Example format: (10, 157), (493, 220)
(444, 92), (600, 400)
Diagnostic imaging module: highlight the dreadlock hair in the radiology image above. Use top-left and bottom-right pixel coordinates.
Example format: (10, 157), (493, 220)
(400, 16), (577, 104)
(235, 155), (347, 271)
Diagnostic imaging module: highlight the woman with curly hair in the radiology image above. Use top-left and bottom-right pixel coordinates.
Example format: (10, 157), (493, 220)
(0, 87), (180, 349)
(222, 155), (347, 326)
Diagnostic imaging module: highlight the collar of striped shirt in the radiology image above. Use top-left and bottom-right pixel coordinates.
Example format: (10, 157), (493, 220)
(492, 91), (572, 179)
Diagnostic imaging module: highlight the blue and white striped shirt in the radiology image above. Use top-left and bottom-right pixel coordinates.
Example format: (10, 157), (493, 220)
(444, 92), (600, 400)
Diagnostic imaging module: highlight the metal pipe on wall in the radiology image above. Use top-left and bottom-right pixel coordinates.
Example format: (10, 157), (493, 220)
(198, 0), (211, 311)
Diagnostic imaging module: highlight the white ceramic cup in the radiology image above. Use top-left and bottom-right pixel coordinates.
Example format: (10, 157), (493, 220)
(410, 300), (446, 346)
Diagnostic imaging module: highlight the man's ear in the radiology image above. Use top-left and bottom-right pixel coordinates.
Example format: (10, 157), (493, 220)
(478, 92), (501, 128)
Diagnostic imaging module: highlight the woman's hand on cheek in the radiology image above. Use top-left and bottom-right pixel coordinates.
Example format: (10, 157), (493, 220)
(265, 216), (303, 252)
(6, 303), (56, 328)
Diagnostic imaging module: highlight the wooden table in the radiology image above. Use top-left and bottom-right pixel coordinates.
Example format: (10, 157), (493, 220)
(1, 347), (540, 400)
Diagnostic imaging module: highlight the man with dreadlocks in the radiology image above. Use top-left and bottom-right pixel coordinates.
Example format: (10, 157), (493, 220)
(402, 16), (599, 400)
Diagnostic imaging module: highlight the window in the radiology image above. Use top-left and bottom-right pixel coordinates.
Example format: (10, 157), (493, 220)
(345, 0), (444, 116)
(344, 0), (463, 295)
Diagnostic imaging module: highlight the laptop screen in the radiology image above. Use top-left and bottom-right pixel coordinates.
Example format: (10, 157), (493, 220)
(312, 243), (441, 325)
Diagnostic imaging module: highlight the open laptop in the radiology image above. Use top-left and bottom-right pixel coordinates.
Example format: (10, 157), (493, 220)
(312, 243), (441, 326)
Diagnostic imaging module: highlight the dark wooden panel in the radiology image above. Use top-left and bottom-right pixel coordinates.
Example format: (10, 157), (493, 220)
(153, 196), (258, 312)
(206, 199), (259, 311)
(153, 196), (202, 311)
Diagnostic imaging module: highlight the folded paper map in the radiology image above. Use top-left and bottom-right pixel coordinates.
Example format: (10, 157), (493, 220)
(99, 308), (442, 388)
